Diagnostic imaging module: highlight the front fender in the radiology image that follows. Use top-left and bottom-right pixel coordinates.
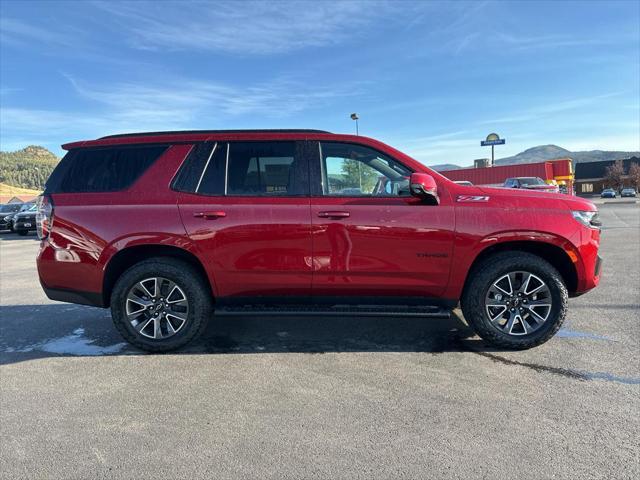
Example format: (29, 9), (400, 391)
(444, 229), (584, 299)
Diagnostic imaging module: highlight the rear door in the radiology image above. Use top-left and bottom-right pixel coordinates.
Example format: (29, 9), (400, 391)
(309, 141), (455, 298)
(177, 141), (313, 299)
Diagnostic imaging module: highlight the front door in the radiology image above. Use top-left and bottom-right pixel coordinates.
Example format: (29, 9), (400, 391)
(309, 141), (454, 299)
(177, 141), (312, 299)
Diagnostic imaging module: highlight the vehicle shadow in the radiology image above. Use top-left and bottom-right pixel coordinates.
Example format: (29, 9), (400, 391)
(0, 303), (494, 366)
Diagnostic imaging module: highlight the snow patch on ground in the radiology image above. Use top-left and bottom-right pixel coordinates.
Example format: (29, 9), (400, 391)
(4, 328), (127, 356)
(557, 328), (612, 341)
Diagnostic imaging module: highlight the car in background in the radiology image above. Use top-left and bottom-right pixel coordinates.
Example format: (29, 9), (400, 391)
(621, 188), (637, 198)
(13, 204), (37, 236)
(1, 213), (13, 231)
(600, 188), (616, 198)
(0, 203), (25, 230)
(1, 212), (16, 231)
(503, 177), (559, 193)
(453, 180), (473, 186)
(1, 202), (35, 232)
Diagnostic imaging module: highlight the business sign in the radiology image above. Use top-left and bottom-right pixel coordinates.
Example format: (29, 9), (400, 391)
(481, 133), (506, 146)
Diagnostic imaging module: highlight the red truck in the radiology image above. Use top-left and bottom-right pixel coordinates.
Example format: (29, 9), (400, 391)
(36, 130), (602, 351)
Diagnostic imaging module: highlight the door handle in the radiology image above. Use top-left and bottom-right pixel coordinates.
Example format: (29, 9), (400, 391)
(193, 211), (226, 219)
(317, 211), (350, 219)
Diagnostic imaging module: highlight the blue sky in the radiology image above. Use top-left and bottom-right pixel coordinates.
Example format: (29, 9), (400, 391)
(1, 0), (638, 166)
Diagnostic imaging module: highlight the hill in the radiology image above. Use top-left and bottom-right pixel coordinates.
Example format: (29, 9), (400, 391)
(430, 163), (461, 171)
(495, 144), (639, 166)
(0, 146), (60, 190)
(433, 145), (640, 170)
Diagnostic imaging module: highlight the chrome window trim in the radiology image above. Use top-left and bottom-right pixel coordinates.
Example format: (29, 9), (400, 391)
(194, 142), (218, 194)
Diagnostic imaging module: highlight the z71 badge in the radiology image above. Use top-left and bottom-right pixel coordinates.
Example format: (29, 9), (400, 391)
(457, 195), (490, 202)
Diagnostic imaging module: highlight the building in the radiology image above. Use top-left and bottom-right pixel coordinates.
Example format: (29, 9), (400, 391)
(439, 158), (574, 192)
(0, 195), (38, 204)
(574, 157), (639, 194)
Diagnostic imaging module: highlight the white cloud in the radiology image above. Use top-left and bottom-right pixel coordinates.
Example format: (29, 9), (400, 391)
(0, 17), (75, 48)
(91, 0), (396, 55)
(65, 74), (359, 119)
(478, 91), (627, 126)
(0, 73), (362, 150)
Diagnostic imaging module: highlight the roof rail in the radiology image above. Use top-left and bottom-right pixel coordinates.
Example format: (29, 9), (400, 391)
(99, 129), (331, 139)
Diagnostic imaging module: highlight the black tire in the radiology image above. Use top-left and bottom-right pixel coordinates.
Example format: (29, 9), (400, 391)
(110, 257), (213, 352)
(461, 251), (568, 350)
(17, 230), (28, 236)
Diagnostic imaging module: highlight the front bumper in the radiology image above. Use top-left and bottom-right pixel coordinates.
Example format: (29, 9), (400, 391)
(14, 219), (36, 231)
(594, 254), (603, 277)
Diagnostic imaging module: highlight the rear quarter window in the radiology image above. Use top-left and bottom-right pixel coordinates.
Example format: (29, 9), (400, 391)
(46, 145), (168, 193)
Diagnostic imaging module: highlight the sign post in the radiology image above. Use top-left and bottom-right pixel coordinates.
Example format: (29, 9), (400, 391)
(480, 133), (506, 166)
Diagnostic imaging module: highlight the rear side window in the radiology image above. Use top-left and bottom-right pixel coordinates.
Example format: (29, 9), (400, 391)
(173, 141), (308, 196)
(227, 142), (301, 196)
(172, 142), (226, 195)
(46, 145), (168, 193)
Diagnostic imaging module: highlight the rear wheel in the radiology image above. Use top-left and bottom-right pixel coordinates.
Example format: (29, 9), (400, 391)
(17, 230), (28, 236)
(110, 258), (213, 352)
(461, 252), (568, 349)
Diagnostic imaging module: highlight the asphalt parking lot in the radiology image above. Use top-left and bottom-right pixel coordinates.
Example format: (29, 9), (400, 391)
(1, 203), (638, 479)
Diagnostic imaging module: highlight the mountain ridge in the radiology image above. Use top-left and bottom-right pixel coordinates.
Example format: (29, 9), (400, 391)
(432, 144), (639, 171)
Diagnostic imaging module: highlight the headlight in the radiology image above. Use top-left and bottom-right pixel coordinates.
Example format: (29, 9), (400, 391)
(572, 210), (601, 228)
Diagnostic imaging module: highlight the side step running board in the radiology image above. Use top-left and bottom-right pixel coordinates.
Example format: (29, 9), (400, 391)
(215, 305), (451, 318)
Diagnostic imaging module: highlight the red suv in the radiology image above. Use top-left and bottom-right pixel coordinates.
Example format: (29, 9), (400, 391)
(36, 130), (602, 351)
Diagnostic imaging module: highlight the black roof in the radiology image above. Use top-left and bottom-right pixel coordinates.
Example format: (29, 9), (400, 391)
(100, 129), (331, 139)
(574, 157), (639, 180)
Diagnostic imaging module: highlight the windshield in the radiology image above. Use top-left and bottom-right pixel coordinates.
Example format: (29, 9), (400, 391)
(0, 204), (21, 213)
(519, 177), (546, 186)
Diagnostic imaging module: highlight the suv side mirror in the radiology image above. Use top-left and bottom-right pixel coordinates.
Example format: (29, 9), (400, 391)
(410, 173), (439, 204)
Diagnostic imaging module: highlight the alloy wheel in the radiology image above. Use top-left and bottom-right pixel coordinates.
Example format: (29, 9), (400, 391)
(125, 277), (190, 340)
(484, 271), (552, 336)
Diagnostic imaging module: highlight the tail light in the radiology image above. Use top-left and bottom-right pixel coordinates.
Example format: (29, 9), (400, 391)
(36, 194), (54, 239)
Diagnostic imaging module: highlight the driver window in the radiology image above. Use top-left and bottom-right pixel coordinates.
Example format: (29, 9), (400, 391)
(320, 142), (411, 197)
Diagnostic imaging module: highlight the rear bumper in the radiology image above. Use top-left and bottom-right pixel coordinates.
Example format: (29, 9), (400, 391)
(37, 240), (105, 306)
(41, 283), (105, 308)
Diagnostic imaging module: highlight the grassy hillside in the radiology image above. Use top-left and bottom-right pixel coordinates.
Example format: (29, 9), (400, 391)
(0, 183), (42, 196)
(0, 146), (59, 190)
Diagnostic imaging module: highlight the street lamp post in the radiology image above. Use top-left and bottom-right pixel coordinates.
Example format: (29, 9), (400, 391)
(350, 113), (359, 135)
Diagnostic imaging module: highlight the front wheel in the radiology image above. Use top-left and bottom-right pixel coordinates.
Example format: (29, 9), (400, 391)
(110, 258), (213, 352)
(461, 252), (568, 349)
